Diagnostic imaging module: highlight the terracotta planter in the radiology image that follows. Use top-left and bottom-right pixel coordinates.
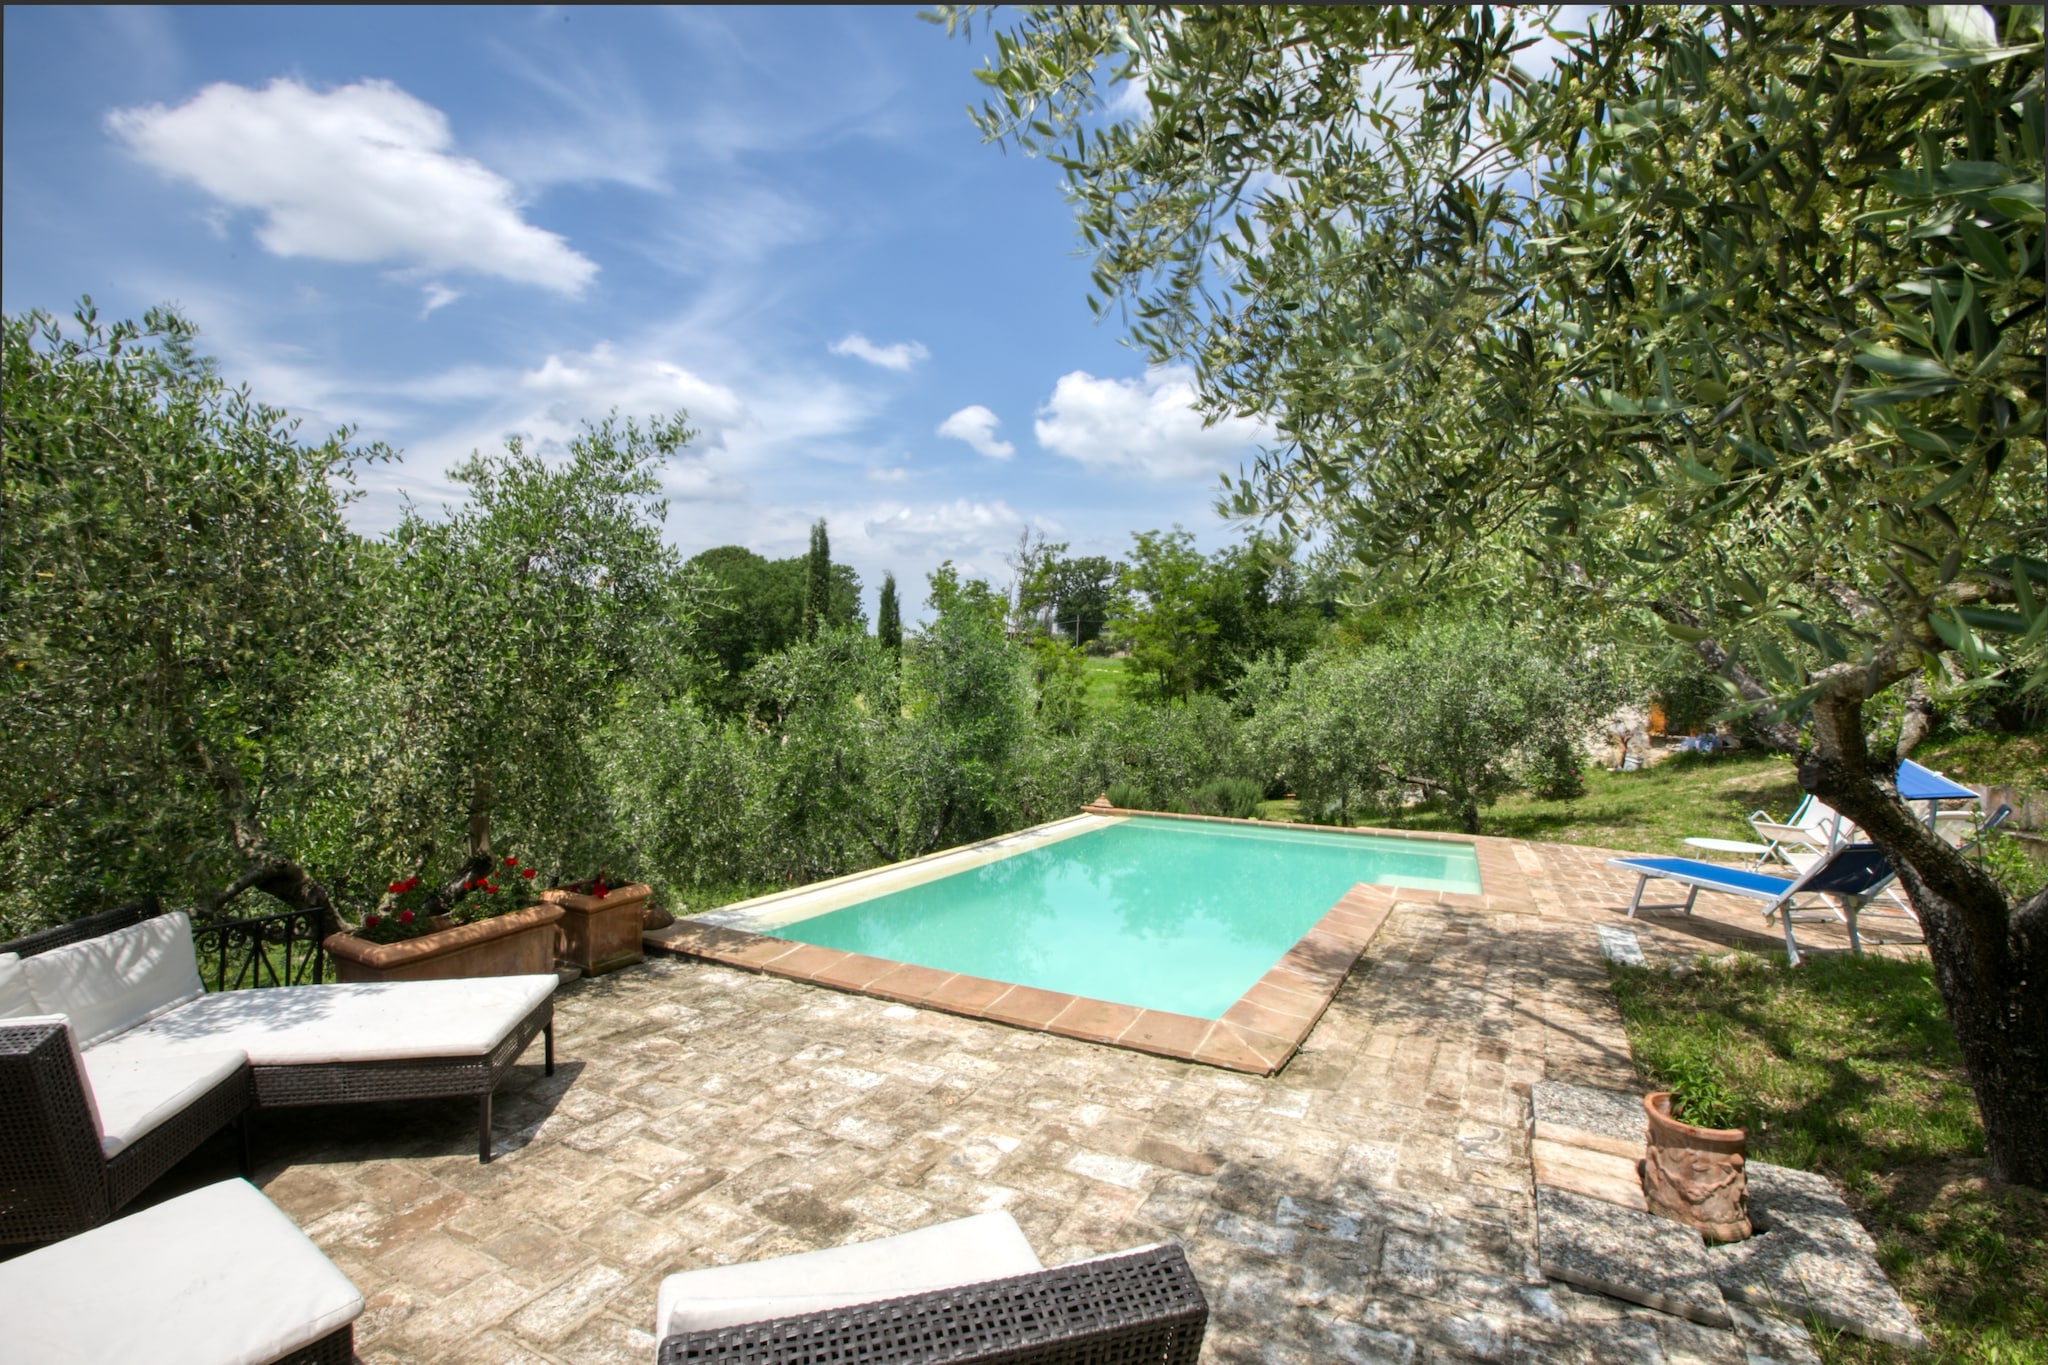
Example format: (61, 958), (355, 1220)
(1641, 1091), (1751, 1243)
(540, 883), (650, 976)
(325, 902), (564, 984)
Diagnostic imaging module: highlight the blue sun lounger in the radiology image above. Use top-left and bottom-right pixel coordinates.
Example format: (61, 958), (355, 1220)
(1608, 843), (1897, 965)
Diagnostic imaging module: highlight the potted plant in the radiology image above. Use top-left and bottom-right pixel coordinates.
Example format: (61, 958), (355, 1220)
(1640, 1071), (1751, 1243)
(325, 852), (563, 984)
(539, 871), (651, 976)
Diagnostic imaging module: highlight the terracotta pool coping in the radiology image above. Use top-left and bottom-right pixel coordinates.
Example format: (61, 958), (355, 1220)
(647, 808), (1530, 1075)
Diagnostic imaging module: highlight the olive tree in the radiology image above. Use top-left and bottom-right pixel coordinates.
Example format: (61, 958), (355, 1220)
(286, 413), (695, 912)
(1, 303), (370, 933)
(951, 6), (2048, 1181)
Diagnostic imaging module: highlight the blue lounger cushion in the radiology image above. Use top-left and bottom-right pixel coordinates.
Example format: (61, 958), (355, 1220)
(1609, 858), (1794, 899)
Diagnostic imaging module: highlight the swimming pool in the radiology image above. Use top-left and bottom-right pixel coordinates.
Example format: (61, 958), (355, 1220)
(715, 814), (1480, 1019)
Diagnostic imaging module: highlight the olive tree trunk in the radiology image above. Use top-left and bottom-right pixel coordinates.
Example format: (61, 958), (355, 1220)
(1802, 686), (2048, 1189)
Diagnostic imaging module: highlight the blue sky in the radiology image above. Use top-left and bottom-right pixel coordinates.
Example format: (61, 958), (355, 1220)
(3, 6), (1277, 620)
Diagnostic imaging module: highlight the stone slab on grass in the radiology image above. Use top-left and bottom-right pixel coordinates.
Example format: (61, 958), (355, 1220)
(1531, 1080), (1647, 1159)
(1531, 1137), (1648, 1211)
(1536, 1184), (1732, 1328)
(1596, 924), (1647, 967)
(1728, 1303), (1822, 1365)
(1707, 1163), (1928, 1352)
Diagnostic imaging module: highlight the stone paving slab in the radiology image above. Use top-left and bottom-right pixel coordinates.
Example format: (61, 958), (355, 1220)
(100, 836), (1876, 1363)
(1709, 1164), (1929, 1352)
(1531, 1137), (1648, 1212)
(1536, 1184), (1733, 1328)
(1531, 1080), (1648, 1159)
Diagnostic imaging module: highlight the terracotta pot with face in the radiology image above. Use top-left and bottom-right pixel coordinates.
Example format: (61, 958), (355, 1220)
(1640, 1091), (1750, 1243)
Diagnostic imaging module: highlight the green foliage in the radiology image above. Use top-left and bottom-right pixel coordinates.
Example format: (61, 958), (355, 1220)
(1660, 1046), (1746, 1132)
(1027, 637), (1089, 736)
(955, 2), (2046, 725)
(1017, 543), (1121, 646)
(1104, 780), (1148, 810)
(686, 542), (863, 713)
(1113, 528), (1218, 704)
(1, 302), (371, 932)
(280, 412), (693, 913)
(1245, 615), (1609, 832)
(802, 518), (831, 641)
(1187, 777), (1263, 820)
(925, 560), (1008, 631)
(877, 571), (903, 651)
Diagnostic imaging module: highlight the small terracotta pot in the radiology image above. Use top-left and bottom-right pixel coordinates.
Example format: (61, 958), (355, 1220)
(326, 902), (564, 983)
(1641, 1091), (1750, 1243)
(540, 882), (651, 976)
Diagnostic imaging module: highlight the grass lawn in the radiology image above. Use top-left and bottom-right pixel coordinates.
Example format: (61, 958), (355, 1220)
(1259, 748), (1811, 854)
(1611, 952), (2047, 1364)
(1080, 654), (1127, 713)
(1913, 730), (2048, 790)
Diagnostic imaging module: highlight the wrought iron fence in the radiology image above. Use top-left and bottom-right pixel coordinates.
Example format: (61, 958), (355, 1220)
(190, 906), (333, 991)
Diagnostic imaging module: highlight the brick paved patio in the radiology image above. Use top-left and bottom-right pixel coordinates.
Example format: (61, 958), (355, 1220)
(140, 834), (1900, 1362)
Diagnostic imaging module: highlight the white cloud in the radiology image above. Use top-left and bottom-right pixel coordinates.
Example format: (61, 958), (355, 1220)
(1033, 366), (1275, 481)
(418, 284), (463, 318)
(107, 78), (597, 294)
(862, 497), (1027, 560)
(936, 404), (1015, 459)
(830, 332), (930, 372)
(518, 343), (748, 430)
(866, 465), (912, 484)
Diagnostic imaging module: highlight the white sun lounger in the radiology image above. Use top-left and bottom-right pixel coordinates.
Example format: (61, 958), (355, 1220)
(0, 1178), (363, 1365)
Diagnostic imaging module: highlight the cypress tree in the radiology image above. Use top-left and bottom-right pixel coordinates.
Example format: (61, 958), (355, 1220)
(877, 572), (902, 651)
(802, 518), (830, 639)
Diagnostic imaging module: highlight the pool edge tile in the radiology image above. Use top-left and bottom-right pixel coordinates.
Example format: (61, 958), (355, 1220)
(921, 973), (1016, 1014)
(808, 952), (905, 992)
(1047, 996), (1144, 1046)
(767, 942), (855, 981)
(981, 984), (1074, 1030)
(1114, 1010), (1211, 1060)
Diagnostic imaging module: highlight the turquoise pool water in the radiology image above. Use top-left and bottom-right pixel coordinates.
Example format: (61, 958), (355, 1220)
(770, 817), (1481, 1019)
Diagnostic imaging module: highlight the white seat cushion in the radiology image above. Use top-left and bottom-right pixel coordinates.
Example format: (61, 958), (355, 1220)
(21, 912), (204, 1046)
(0, 1177), (362, 1365)
(86, 974), (557, 1068)
(81, 1046), (246, 1157)
(656, 1210), (1043, 1338)
(0, 952), (36, 1018)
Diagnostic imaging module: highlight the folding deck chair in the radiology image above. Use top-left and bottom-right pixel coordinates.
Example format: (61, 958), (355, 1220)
(1608, 842), (1897, 965)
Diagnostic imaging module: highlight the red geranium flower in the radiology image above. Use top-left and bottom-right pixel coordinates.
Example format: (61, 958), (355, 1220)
(397, 909), (415, 924)
(521, 868), (536, 879)
(485, 882), (498, 894)
(387, 881), (403, 894)
(364, 913), (381, 928)
(504, 855), (518, 867)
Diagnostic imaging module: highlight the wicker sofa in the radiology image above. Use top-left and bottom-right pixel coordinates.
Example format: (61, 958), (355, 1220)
(653, 1211), (1207, 1364)
(1, 907), (556, 1244)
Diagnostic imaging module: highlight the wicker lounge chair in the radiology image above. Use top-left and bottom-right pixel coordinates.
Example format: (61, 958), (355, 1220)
(0, 1177), (363, 1364)
(3, 909), (555, 1179)
(653, 1211), (1207, 1364)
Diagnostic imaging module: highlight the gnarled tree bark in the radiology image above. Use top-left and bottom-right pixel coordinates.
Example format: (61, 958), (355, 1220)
(1800, 673), (2048, 1188)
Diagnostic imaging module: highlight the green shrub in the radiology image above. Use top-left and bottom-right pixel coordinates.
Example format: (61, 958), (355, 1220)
(1105, 780), (1150, 810)
(1187, 778), (1263, 819)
